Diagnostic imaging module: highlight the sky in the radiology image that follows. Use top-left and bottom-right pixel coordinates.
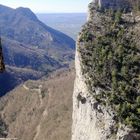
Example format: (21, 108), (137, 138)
(0, 0), (92, 13)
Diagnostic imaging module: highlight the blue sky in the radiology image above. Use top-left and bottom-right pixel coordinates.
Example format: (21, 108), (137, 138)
(0, 0), (91, 13)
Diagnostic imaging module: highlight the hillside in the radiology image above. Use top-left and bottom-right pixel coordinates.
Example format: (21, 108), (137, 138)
(0, 5), (75, 69)
(0, 69), (75, 140)
(72, 0), (140, 140)
(0, 66), (43, 96)
(0, 5), (75, 95)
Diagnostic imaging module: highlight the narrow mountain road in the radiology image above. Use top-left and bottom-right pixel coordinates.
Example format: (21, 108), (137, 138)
(38, 85), (43, 106)
(22, 83), (50, 140)
(33, 86), (49, 140)
(23, 84), (29, 90)
(23, 84), (43, 105)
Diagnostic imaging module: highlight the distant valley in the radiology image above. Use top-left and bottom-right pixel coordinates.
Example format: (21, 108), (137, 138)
(37, 13), (87, 40)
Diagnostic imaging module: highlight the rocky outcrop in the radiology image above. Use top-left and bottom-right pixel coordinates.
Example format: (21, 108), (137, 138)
(72, 39), (129, 140)
(92, 0), (130, 10)
(72, 0), (140, 140)
(72, 44), (117, 140)
(0, 37), (5, 72)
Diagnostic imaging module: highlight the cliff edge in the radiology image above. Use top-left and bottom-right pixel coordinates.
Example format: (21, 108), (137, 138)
(0, 37), (5, 72)
(72, 0), (140, 140)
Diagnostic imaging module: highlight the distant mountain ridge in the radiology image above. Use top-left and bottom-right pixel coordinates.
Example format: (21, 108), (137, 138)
(0, 4), (75, 96)
(0, 5), (75, 50)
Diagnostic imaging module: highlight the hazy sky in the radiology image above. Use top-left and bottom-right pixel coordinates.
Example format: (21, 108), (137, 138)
(0, 0), (91, 13)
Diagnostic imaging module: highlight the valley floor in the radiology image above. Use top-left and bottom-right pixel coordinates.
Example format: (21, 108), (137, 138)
(0, 69), (75, 140)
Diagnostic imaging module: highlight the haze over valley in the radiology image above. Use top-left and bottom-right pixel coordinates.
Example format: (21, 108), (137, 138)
(37, 13), (87, 40)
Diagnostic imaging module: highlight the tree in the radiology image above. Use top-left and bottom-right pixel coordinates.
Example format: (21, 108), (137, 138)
(115, 10), (122, 23)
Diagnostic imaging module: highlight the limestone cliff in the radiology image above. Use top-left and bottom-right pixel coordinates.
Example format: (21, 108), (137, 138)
(72, 0), (140, 140)
(0, 37), (5, 72)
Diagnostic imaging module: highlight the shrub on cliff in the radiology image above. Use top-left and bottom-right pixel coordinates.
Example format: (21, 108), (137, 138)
(79, 9), (140, 131)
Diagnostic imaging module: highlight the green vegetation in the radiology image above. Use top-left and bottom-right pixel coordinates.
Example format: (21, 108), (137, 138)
(128, 0), (140, 12)
(79, 9), (140, 131)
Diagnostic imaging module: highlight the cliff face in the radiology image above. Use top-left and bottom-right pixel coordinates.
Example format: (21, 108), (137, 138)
(0, 38), (5, 72)
(72, 0), (140, 140)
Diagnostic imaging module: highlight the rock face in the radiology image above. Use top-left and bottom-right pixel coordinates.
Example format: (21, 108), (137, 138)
(72, 0), (140, 140)
(72, 39), (120, 140)
(0, 37), (5, 72)
(93, 0), (130, 9)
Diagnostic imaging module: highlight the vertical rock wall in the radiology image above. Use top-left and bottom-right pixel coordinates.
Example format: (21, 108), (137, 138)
(0, 37), (5, 72)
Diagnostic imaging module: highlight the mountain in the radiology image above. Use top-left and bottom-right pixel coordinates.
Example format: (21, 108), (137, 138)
(0, 69), (75, 140)
(0, 5), (75, 68)
(37, 13), (87, 40)
(72, 0), (140, 140)
(0, 5), (75, 96)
